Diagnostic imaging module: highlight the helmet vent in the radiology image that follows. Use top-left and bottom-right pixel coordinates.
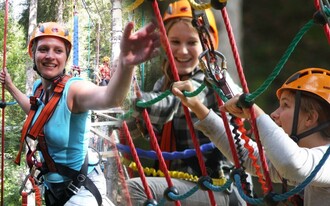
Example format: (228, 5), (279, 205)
(180, 7), (189, 12)
(39, 25), (45, 33)
(51, 27), (59, 33)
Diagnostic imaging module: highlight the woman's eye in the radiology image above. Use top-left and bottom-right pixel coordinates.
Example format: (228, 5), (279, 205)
(38, 48), (47, 52)
(55, 49), (64, 54)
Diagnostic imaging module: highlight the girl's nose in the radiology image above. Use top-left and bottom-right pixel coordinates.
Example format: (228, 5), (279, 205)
(178, 44), (189, 54)
(270, 108), (279, 120)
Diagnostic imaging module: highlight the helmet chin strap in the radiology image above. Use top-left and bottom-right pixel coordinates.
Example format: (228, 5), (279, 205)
(290, 91), (302, 143)
(290, 91), (330, 143)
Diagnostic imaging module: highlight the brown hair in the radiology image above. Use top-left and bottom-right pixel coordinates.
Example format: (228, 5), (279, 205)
(297, 91), (330, 138)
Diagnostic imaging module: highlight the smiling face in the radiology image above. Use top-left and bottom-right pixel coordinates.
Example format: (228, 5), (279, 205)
(167, 19), (203, 76)
(34, 36), (68, 79)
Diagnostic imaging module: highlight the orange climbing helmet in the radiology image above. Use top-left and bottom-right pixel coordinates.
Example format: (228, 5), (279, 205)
(102, 56), (110, 63)
(163, 0), (219, 48)
(28, 22), (72, 58)
(276, 68), (330, 104)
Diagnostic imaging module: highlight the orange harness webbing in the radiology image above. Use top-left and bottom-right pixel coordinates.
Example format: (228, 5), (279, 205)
(15, 75), (70, 166)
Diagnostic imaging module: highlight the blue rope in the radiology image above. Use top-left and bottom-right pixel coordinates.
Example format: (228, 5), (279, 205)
(73, 15), (79, 66)
(116, 142), (216, 160)
(273, 145), (330, 202)
(167, 185), (199, 201)
(233, 145), (330, 204)
(203, 179), (232, 192)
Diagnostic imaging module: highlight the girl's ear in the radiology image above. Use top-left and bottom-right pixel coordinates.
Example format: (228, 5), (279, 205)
(305, 109), (319, 127)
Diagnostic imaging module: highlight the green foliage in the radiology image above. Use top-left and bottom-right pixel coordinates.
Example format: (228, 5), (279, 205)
(0, 4), (31, 205)
(19, 0), (72, 38)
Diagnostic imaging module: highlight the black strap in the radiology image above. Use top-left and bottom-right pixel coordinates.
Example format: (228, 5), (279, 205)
(55, 156), (102, 206)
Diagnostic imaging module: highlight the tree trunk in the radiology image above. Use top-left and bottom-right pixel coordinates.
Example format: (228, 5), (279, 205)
(26, 0), (38, 96)
(110, 0), (122, 66)
(57, 0), (64, 23)
(24, 2), (38, 205)
(106, 0), (124, 204)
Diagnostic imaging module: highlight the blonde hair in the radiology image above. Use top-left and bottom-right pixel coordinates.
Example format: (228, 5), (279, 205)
(161, 17), (197, 91)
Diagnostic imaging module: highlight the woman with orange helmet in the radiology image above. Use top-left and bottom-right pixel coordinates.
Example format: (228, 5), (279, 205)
(0, 21), (160, 206)
(125, 1), (245, 205)
(171, 68), (330, 205)
(99, 56), (111, 86)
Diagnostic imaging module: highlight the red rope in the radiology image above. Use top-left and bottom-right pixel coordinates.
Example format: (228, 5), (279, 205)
(28, 176), (42, 206)
(215, 95), (241, 168)
(133, 79), (180, 205)
(235, 118), (268, 193)
(122, 121), (155, 201)
(21, 192), (27, 206)
(151, 1), (216, 204)
(1, 1), (9, 205)
(220, 7), (273, 193)
(314, 0), (330, 44)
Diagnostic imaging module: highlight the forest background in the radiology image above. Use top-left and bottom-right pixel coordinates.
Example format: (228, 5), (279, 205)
(0, 0), (329, 205)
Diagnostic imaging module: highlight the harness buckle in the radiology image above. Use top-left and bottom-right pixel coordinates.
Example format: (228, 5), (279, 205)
(66, 173), (86, 194)
(67, 181), (81, 195)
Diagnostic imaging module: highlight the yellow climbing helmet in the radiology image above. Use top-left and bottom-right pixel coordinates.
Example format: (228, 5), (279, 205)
(163, 0), (219, 49)
(28, 22), (72, 58)
(102, 56), (110, 63)
(276, 68), (330, 104)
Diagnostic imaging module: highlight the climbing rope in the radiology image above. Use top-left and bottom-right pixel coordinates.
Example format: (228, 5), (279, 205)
(71, 0), (80, 77)
(115, 1), (330, 205)
(153, 0), (217, 204)
(1, 1), (9, 205)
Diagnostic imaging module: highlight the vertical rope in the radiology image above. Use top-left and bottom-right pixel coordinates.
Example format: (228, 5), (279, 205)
(314, 0), (330, 44)
(133, 79), (179, 205)
(73, 0), (79, 67)
(122, 121), (154, 201)
(1, 1), (9, 205)
(220, 7), (273, 193)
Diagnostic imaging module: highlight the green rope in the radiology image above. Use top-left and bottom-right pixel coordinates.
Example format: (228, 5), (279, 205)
(246, 20), (315, 103)
(136, 90), (172, 108)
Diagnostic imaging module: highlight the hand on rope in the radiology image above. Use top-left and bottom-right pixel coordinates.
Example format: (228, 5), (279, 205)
(0, 67), (13, 90)
(220, 95), (265, 119)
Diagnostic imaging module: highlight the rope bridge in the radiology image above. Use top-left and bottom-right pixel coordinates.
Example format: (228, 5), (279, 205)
(114, 0), (330, 205)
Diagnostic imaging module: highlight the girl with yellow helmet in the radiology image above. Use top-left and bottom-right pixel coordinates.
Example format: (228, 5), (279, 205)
(170, 67), (330, 206)
(125, 0), (245, 205)
(1, 21), (160, 206)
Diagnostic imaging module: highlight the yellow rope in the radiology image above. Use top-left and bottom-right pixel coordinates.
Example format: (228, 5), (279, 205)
(129, 162), (227, 186)
(125, 0), (144, 13)
(188, 0), (211, 10)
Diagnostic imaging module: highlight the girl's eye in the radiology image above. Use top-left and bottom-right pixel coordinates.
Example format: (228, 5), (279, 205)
(170, 40), (180, 45)
(188, 41), (198, 46)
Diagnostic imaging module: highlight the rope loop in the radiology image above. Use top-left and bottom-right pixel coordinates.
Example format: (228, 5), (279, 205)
(163, 186), (179, 201)
(197, 176), (213, 191)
